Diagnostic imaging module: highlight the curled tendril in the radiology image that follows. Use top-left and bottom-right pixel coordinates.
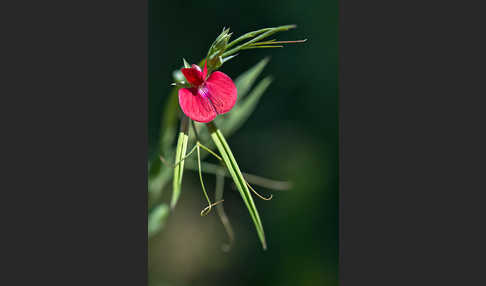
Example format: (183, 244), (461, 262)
(200, 199), (225, 216)
(246, 181), (273, 201)
(197, 144), (213, 215)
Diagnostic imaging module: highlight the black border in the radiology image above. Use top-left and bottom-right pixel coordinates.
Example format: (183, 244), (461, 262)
(4, 0), (148, 285)
(340, 0), (485, 285)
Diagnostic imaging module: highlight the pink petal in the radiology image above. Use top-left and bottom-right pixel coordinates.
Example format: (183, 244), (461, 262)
(202, 60), (208, 80)
(178, 87), (217, 123)
(191, 64), (202, 73)
(181, 66), (203, 86)
(204, 71), (237, 114)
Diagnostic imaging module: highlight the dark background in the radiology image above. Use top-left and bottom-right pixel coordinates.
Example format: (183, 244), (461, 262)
(149, 0), (338, 285)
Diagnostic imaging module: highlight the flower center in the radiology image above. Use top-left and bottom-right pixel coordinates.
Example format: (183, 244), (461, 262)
(198, 85), (210, 98)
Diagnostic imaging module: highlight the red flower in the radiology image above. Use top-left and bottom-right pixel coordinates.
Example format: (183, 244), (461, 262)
(178, 62), (237, 123)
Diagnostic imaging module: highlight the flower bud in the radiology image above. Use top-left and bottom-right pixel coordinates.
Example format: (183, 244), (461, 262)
(209, 28), (232, 58)
(213, 33), (231, 52)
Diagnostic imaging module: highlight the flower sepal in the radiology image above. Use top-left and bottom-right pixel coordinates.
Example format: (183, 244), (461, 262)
(209, 28), (232, 57)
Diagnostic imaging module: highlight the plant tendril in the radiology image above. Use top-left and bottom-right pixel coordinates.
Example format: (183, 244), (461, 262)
(200, 199), (225, 216)
(197, 144), (214, 216)
(246, 180), (273, 201)
(160, 141), (221, 168)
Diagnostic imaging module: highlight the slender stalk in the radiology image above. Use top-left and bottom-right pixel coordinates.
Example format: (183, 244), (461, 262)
(207, 121), (267, 250)
(225, 28), (274, 49)
(241, 45), (283, 50)
(222, 25), (296, 58)
(191, 120), (201, 142)
(251, 39), (307, 45)
(197, 145), (213, 216)
(171, 115), (189, 210)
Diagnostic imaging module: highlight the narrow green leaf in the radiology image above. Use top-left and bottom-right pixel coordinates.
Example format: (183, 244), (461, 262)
(225, 25), (296, 50)
(207, 122), (267, 250)
(252, 39), (307, 45)
(182, 58), (190, 68)
(148, 204), (170, 238)
(221, 54), (239, 65)
(250, 39), (277, 45)
(241, 45), (283, 50)
(220, 76), (273, 134)
(171, 115), (189, 210)
(233, 57), (270, 100)
(225, 28), (272, 49)
(222, 25), (297, 58)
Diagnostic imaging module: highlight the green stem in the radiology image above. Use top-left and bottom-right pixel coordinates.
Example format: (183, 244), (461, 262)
(241, 45), (283, 50)
(185, 161), (292, 191)
(197, 145), (213, 216)
(206, 121), (267, 250)
(222, 25), (296, 58)
(225, 28), (273, 49)
(171, 115), (189, 210)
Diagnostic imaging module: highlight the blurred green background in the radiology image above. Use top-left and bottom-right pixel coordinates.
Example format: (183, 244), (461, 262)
(149, 0), (338, 285)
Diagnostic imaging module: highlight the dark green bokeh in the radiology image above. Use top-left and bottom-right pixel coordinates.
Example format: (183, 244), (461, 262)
(149, 0), (338, 285)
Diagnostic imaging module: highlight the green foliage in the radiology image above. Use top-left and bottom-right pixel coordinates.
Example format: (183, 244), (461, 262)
(171, 116), (189, 210)
(234, 57), (269, 100)
(222, 25), (298, 58)
(147, 24), (302, 245)
(207, 122), (267, 250)
(148, 87), (179, 205)
(215, 57), (271, 135)
(147, 58), (278, 241)
(182, 58), (190, 68)
(219, 76), (273, 135)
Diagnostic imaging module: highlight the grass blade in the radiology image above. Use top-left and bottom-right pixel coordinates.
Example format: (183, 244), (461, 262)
(233, 57), (270, 100)
(241, 45), (283, 49)
(225, 28), (273, 50)
(207, 122), (267, 250)
(220, 76), (273, 134)
(222, 25), (296, 57)
(171, 115), (189, 210)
